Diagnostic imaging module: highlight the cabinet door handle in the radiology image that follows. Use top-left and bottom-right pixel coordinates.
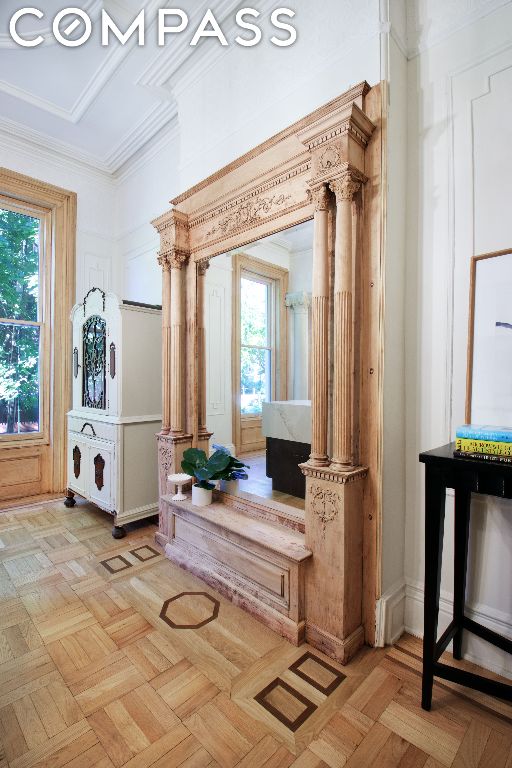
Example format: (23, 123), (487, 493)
(80, 422), (97, 437)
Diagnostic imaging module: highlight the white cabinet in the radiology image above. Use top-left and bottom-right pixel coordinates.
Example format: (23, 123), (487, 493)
(65, 289), (161, 537)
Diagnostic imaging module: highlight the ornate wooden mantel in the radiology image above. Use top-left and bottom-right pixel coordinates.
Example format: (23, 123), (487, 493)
(152, 81), (384, 659)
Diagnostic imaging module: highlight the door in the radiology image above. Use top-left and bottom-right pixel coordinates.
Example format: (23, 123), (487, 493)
(67, 434), (88, 498)
(87, 439), (115, 512)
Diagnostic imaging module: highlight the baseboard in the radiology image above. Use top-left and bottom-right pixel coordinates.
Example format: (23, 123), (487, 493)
(375, 578), (406, 647)
(404, 578), (512, 680)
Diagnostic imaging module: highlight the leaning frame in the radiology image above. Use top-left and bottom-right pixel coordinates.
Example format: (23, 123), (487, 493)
(152, 81), (385, 658)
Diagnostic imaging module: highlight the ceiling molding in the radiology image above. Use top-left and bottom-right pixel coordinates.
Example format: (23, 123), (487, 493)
(106, 101), (177, 171)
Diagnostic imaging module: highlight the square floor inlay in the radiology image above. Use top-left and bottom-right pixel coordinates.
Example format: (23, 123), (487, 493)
(130, 545), (160, 562)
(254, 677), (317, 732)
(100, 554), (133, 574)
(288, 652), (346, 695)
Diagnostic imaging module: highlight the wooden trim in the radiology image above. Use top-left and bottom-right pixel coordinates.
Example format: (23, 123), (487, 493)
(231, 253), (288, 454)
(465, 248), (512, 423)
(0, 167), (77, 495)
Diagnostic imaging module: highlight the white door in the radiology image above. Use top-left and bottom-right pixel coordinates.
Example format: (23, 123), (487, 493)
(87, 438), (115, 512)
(67, 434), (89, 497)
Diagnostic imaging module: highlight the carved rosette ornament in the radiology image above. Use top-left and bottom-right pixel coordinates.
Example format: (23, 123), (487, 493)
(310, 483), (340, 535)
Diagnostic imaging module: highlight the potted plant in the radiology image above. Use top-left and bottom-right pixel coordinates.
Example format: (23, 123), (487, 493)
(212, 444), (250, 494)
(181, 447), (230, 506)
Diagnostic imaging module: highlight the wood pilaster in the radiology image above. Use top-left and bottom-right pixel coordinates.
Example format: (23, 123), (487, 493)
(330, 169), (365, 469)
(158, 257), (171, 434)
(197, 259), (210, 439)
(308, 184), (331, 468)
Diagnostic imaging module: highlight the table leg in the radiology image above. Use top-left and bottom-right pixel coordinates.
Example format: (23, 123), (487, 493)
(422, 466), (446, 710)
(453, 485), (471, 660)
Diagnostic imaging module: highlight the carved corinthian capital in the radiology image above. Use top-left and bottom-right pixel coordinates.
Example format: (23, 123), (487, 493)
(329, 168), (367, 201)
(312, 184), (330, 211)
(169, 248), (189, 270)
(197, 258), (210, 276)
(157, 253), (171, 272)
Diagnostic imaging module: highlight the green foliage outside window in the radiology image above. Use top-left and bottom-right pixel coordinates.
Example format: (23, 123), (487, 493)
(0, 208), (41, 434)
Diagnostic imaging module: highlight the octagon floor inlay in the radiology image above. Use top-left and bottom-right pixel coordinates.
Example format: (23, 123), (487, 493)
(159, 591), (220, 629)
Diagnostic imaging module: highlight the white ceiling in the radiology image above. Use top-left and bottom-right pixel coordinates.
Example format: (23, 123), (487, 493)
(0, 0), (510, 177)
(0, 0), (242, 175)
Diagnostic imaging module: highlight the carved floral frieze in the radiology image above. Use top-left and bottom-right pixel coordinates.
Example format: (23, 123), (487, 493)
(206, 193), (292, 238)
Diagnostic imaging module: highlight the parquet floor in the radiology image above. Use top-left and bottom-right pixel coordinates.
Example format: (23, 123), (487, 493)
(1, 499), (512, 767)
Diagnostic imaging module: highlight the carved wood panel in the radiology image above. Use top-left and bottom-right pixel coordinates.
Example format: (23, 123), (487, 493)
(72, 445), (81, 479)
(94, 453), (105, 491)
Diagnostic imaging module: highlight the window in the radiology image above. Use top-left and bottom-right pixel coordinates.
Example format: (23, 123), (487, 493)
(0, 199), (49, 439)
(240, 275), (273, 415)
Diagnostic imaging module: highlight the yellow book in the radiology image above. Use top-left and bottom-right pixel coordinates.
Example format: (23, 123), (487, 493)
(455, 438), (512, 456)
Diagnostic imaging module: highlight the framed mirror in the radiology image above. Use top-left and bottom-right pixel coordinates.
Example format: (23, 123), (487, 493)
(466, 248), (512, 425)
(204, 220), (313, 514)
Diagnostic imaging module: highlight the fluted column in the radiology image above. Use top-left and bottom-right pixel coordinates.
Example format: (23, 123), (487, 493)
(170, 250), (188, 436)
(309, 185), (330, 467)
(197, 259), (210, 435)
(158, 256), (172, 434)
(330, 173), (362, 469)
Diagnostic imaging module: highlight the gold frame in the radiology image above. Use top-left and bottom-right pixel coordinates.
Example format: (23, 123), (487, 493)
(465, 247), (512, 423)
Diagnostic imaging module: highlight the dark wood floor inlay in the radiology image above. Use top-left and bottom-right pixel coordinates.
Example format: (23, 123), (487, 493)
(130, 545), (160, 562)
(254, 677), (317, 732)
(100, 554), (133, 574)
(159, 591), (220, 629)
(288, 651), (346, 695)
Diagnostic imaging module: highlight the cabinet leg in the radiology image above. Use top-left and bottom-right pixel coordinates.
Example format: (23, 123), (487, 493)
(112, 524), (126, 539)
(64, 489), (76, 508)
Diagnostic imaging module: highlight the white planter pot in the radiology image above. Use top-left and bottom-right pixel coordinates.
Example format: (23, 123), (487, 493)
(192, 484), (213, 507)
(220, 479), (239, 494)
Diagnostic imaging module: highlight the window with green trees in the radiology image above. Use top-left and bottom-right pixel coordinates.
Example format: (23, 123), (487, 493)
(0, 205), (42, 435)
(240, 275), (272, 415)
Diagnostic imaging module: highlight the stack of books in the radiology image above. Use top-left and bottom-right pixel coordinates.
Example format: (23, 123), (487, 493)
(454, 425), (512, 463)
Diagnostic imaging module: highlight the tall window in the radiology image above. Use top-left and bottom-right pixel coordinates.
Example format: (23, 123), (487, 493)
(240, 274), (273, 415)
(0, 201), (46, 437)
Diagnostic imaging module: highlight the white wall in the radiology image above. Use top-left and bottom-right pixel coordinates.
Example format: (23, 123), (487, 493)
(0, 138), (117, 303)
(404, 2), (512, 677)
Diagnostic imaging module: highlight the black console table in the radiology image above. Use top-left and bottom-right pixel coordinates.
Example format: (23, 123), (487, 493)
(419, 443), (512, 710)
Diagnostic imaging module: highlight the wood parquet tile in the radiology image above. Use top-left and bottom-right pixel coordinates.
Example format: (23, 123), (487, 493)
(1, 498), (512, 767)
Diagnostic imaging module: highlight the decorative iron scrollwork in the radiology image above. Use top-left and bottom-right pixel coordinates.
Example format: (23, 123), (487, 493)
(73, 347), (79, 378)
(94, 453), (105, 491)
(83, 287), (106, 315)
(109, 342), (116, 379)
(82, 315), (106, 409)
(73, 445), (81, 479)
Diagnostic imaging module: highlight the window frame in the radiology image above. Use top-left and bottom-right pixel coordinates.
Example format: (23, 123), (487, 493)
(0, 195), (52, 446)
(239, 270), (276, 416)
(232, 252), (288, 454)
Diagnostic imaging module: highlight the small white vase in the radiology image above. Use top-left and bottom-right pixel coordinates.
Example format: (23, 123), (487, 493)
(220, 479), (239, 494)
(192, 484), (213, 507)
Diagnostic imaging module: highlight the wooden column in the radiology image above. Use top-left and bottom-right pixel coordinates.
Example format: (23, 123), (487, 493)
(170, 250), (187, 436)
(197, 259), (209, 436)
(309, 184), (330, 468)
(158, 257), (171, 434)
(330, 172), (363, 469)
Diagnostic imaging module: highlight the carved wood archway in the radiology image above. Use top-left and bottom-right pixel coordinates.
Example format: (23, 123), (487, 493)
(153, 81), (384, 655)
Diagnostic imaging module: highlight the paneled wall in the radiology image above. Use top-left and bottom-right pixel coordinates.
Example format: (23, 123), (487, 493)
(404, 2), (512, 677)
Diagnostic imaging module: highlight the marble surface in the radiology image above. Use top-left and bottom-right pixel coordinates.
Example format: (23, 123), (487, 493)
(262, 400), (311, 443)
